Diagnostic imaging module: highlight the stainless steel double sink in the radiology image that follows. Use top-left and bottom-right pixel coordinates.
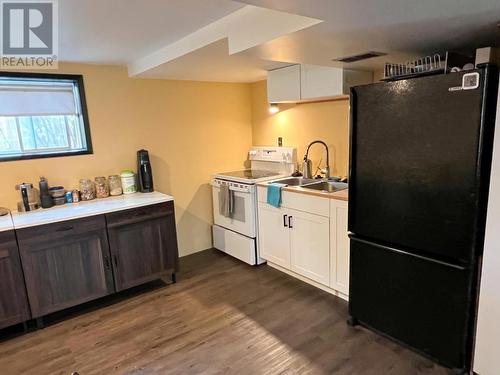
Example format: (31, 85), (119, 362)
(269, 177), (348, 193)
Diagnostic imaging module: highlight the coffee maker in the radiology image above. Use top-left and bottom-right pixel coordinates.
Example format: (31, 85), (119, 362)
(137, 149), (154, 193)
(15, 183), (40, 212)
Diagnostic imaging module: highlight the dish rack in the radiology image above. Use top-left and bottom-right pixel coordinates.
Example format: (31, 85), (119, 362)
(383, 52), (449, 81)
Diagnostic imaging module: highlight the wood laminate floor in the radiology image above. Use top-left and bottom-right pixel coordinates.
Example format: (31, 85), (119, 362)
(0, 249), (452, 375)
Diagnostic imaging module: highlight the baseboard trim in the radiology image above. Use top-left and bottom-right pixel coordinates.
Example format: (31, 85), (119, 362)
(266, 262), (349, 302)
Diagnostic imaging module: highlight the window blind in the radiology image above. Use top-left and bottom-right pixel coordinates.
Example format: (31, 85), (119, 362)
(0, 81), (77, 116)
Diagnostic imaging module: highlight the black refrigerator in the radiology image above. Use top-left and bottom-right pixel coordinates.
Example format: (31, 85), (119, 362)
(348, 65), (499, 372)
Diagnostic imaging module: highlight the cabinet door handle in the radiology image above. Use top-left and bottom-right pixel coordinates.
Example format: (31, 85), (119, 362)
(55, 226), (74, 232)
(283, 214), (288, 227)
(288, 216), (293, 229)
(104, 256), (111, 270)
(113, 255), (119, 267)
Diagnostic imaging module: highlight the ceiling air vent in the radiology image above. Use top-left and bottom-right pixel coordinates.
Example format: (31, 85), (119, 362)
(333, 51), (386, 63)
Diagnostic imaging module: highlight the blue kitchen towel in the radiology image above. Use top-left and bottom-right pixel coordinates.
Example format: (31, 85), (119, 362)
(267, 183), (287, 208)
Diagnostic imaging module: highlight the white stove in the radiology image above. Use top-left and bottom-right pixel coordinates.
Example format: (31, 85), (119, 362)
(211, 147), (297, 265)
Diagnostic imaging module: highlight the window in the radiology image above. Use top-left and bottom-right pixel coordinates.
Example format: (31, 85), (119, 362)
(0, 73), (92, 161)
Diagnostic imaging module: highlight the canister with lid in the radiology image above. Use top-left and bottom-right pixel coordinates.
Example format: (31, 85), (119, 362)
(95, 176), (109, 198)
(108, 175), (122, 196)
(120, 170), (136, 194)
(79, 179), (95, 201)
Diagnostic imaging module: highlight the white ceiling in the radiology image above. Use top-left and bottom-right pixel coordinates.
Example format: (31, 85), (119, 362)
(238, 0), (500, 70)
(128, 4), (321, 81)
(59, 0), (244, 64)
(58, 0), (500, 82)
(134, 39), (290, 83)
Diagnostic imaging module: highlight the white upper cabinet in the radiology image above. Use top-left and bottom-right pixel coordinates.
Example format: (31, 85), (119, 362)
(300, 64), (344, 100)
(267, 64), (372, 103)
(267, 65), (301, 103)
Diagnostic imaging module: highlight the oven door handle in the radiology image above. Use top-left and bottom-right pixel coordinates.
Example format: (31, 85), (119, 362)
(211, 181), (251, 193)
(229, 190), (235, 214)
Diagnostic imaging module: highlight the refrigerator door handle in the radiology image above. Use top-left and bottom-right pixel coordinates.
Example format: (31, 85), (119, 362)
(349, 236), (467, 271)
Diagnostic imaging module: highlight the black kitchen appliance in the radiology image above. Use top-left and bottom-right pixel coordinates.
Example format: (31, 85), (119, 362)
(348, 65), (499, 373)
(137, 149), (154, 193)
(39, 176), (53, 209)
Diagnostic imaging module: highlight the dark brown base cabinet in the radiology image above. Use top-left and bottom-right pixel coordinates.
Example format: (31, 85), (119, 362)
(106, 202), (179, 291)
(9, 201), (179, 325)
(17, 216), (115, 318)
(0, 230), (30, 329)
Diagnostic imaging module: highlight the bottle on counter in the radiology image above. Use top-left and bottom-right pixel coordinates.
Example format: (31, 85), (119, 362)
(94, 176), (110, 198)
(120, 170), (137, 194)
(39, 176), (54, 209)
(65, 191), (73, 203)
(72, 189), (80, 203)
(108, 175), (123, 196)
(79, 178), (95, 201)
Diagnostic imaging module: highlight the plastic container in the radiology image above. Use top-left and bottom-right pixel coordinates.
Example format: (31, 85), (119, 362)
(94, 176), (109, 198)
(49, 186), (66, 198)
(108, 175), (122, 196)
(120, 170), (136, 194)
(79, 179), (95, 201)
(53, 196), (66, 206)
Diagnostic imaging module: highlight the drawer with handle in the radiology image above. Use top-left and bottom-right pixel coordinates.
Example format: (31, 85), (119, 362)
(105, 201), (173, 228)
(16, 215), (106, 246)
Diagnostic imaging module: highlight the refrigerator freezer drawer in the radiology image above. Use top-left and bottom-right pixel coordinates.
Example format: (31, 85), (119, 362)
(349, 237), (474, 370)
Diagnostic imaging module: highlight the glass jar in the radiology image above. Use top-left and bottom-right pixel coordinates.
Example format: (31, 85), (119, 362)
(79, 179), (95, 201)
(120, 170), (137, 194)
(108, 175), (122, 196)
(94, 176), (109, 198)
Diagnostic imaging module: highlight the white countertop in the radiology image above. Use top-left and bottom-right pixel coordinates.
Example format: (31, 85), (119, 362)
(257, 180), (348, 201)
(0, 212), (14, 232)
(11, 191), (174, 229)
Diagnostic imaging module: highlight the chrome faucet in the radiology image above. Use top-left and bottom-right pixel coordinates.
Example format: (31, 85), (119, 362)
(303, 140), (330, 180)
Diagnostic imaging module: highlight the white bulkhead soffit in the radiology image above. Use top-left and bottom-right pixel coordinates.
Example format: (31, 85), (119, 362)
(127, 5), (321, 82)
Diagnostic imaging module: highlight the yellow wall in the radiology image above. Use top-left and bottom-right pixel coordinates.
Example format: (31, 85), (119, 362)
(0, 63), (252, 256)
(1, 67), (352, 256)
(250, 80), (350, 177)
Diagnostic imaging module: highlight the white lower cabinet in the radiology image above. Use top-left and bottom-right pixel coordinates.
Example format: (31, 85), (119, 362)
(259, 204), (291, 268)
(329, 200), (349, 295)
(258, 189), (350, 296)
(290, 209), (330, 285)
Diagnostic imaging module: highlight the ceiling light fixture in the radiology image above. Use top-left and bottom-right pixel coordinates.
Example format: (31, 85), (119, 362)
(268, 103), (280, 114)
